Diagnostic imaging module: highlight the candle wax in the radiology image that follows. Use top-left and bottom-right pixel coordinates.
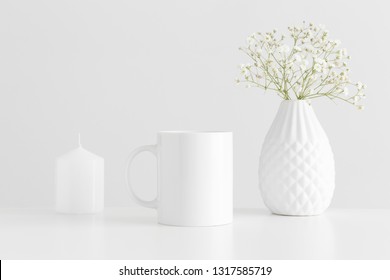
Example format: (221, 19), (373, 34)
(56, 145), (104, 214)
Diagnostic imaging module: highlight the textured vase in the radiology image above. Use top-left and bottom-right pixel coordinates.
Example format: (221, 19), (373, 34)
(259, 100), (335, 216)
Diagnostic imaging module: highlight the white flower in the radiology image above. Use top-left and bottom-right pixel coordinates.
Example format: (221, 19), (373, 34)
(247, 36), (255, 45)
(334, 60), (342, 67)
(270, 66), (279, 73)
(309, 74), (319, 81)
(279, 44), (290, 54)
(294, 53), (302, 62)
(293, 46), (302, 52)
(323, 43), (333, 52)
(315, 57), (325, 65)
(299, 59), (309, 71)
(238, 24), (365, 109)
(357, 105), (364, 110)
(315, 57), (327, 68)
(357, 81), (364, 90)
(313, 63), (322, 72)
(339, 72), (348, 81)
(338, 48), (348, 57)
(305, 45), (314, 53)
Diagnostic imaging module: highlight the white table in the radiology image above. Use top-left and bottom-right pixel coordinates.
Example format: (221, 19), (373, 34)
(0, 208), (389, 259)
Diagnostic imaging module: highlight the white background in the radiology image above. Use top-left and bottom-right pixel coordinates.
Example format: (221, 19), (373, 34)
(0, 0), (388, 209)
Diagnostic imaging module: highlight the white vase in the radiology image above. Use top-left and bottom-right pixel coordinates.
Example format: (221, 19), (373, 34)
(259, 100), (335, 216)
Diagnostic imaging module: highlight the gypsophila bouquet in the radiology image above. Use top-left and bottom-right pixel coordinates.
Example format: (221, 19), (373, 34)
(236, 22), (366, 109)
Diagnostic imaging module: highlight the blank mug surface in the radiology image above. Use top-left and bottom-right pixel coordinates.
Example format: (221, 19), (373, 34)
(158, 132), (233, 226)
(126, 131), (233, 227)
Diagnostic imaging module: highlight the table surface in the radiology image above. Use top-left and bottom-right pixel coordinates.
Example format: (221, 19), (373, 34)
(0, 207), (389, 259)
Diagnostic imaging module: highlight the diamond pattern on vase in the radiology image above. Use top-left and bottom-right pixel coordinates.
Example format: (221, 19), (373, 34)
(259, 101), (335, 216)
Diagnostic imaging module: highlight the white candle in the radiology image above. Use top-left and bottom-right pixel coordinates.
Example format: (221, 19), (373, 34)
(56, 134), (104, 214)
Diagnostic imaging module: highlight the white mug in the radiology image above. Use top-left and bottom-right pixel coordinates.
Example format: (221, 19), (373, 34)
(126, 131), (233, 226)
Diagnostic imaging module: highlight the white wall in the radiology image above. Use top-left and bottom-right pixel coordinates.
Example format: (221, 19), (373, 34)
(0, 0), (388, 209)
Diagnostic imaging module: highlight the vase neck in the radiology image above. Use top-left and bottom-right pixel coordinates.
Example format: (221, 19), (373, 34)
(264, 100), (328, 142)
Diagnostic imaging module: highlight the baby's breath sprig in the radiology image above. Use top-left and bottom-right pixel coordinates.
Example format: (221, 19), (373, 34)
(237, 22), (366, 109)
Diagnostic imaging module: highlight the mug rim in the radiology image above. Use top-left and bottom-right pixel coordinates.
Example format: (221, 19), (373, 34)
(159, 130), (232, 134)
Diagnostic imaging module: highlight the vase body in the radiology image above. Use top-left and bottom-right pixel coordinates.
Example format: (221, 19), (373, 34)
(259, 100), (335, 216)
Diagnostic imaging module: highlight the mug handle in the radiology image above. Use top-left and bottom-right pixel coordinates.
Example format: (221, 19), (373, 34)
(125, 145), (158, 209)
